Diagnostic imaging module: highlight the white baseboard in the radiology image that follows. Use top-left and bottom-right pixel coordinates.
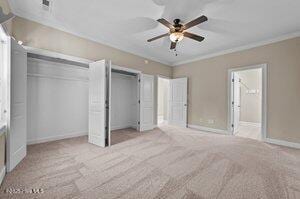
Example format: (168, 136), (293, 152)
(27, 132), (88, 145)
(188, 124), (229, 135)
(188, 124), (300, 149)
(111, 125), (137, 131)
(239, 121), (261, 127)
(0, 166), (6, 185)
(264, 138), (300, 149)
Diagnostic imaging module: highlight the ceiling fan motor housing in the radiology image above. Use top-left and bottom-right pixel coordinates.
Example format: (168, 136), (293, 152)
(173, 19), (183, 32)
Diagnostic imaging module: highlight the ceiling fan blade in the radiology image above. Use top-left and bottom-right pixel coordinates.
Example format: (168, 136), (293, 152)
(170, 42), (176, 49)
(183, 32), (205, 42)
(157, 18), (174, 29)
(147, 33), (169, 42)
(184, 15), (208, 30)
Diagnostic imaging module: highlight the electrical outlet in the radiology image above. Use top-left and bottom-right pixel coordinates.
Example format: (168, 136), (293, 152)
(207, 119), (214, 124)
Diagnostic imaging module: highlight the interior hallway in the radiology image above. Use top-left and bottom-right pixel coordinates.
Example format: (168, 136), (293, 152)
(0, 126), (299, 198)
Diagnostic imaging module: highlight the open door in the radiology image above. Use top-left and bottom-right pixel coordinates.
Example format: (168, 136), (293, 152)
(232, 73), (241, 134)
(139, 74), (154, 131)
(169, 78), (188, 127)
(88, 60), (111, 147)
(6, 38), (27, 172)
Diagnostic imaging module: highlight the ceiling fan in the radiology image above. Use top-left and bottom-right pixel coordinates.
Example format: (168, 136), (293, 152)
(147, 15), (208, 50)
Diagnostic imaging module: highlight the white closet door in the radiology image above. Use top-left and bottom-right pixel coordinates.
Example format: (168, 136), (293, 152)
(233, 73), (241, 134)
(169, 77), (188, 127)
(140, 74), (154, 131)
(7, 38), (27, 172)
(88, 60), (111, 147)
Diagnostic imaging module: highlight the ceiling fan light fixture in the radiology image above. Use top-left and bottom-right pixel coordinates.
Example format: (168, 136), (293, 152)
(169, 32), (184, 42)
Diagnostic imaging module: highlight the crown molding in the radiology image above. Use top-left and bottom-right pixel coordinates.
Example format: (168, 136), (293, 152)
(172, 31), (300, 66)
(9, 6), (172, 66)
(8, 1), (300, 68)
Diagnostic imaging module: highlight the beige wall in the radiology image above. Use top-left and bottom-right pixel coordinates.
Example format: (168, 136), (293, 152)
(11, 17), (172, 77)
(0, 0), (13, 34)
(237, 69), (262, 123)
(173, 37), (300, 143)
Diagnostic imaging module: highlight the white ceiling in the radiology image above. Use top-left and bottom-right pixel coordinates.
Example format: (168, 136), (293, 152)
(9, 0), (300, 66)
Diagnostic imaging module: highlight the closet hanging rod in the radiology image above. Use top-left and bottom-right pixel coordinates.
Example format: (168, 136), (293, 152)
(28, 53), (89, 68)
(24, 46), (92, 68)
(111, 69), (137, 77)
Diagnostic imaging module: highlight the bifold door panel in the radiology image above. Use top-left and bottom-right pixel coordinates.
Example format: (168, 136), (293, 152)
(7, 38), (27, 172)
(88, 60), (111, 147)
(140, 74), (154, 131)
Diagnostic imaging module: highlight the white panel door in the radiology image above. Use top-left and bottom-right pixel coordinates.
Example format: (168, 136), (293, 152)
(169, 78), (188, 127)
(233, 73), (241, 134)
(7, 39), (27, 172)
(88, 60), (110, 147)
(140, 74), (154, 131)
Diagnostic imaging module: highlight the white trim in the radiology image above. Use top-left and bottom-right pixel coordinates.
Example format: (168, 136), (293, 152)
(239, 121), (261, 128)
(228, 64), (267, 140)
(0, 166), (6, 185)
(27, 132), (88, 145)
(188, 124), (229, 135)
(10, 3), (300, 67)
(111, 125), (137, 131)
(264, 138), (300, 149)
(172, 32), (300, 66)
(188, 124), (300, 149)
(7, 145), (26, 172)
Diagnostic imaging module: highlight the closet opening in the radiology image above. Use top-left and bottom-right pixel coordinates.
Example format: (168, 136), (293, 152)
(110, 68), (141, 145)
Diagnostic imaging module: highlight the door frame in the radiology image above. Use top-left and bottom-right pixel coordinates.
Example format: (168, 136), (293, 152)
(111, 65), (142, 133)
(228, 64), (267, 140)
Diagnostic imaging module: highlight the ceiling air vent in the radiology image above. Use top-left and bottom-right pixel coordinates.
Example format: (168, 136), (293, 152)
(42, 0), (51, 11)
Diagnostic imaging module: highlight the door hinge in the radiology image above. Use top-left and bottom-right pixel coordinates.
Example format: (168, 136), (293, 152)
(231, 124), (234, 128)
(232, 79), (234, 82)
(232, 101), (234, 105)
(138, 79), (141, 83)
(138, 100), (140, 104)
(138, 121), (140, 125)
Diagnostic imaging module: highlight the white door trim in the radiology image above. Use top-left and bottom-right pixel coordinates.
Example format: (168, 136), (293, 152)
(228, 64), (267, 140)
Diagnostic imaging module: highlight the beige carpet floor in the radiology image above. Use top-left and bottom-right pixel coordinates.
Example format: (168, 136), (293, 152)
(110, 128), (142, 145)
(1, 126), (300, 199)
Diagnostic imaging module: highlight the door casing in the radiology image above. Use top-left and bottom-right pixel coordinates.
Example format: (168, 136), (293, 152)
(228, 64), (267, 140)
